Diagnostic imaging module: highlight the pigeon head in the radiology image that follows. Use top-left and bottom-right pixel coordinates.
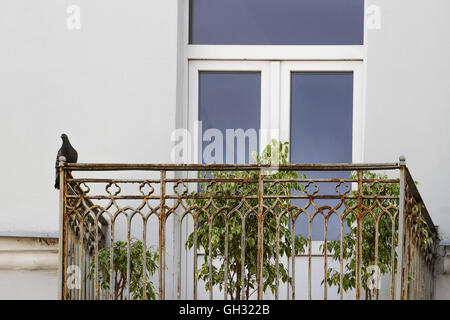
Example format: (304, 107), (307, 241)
(61, 133), (69, 141)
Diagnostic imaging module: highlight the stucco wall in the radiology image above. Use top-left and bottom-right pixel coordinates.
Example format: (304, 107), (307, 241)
(365, 0), (450, 239)
(0, 236), (58, 299)
(435, 275), (450, 300)
(0, 0), (180, 235)
(0, 270), (58, 300)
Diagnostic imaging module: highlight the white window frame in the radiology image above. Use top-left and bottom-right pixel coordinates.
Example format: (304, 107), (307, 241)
(280, 61), (365, 163)
(188, 60), (272, 163)
(184, 1), (367, 62)
(187, 45), (365, 61)
(182, 0), (368, 163)
(188, 60), (364, 164)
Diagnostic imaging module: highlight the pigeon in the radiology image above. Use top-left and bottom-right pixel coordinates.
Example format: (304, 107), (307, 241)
(54, 133), (78, 189)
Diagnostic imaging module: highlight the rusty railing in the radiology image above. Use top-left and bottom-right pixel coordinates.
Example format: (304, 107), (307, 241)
(58, 157), (437, 300)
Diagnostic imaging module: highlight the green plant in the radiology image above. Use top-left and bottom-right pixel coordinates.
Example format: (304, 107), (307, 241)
(185, 140), (307, 299)
(321, 171), (399, 300)
(88, 239), (158, 300)
(322, 171), (431, 300)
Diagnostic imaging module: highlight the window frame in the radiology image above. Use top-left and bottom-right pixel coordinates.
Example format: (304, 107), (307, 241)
(188, 0), (366, 47)
(188, 60), (271, 163)
(280, 61), (365, 163)
(185, 0), (367, 60)
(188, 60), (364, 164)
(182, 0), (368, 163)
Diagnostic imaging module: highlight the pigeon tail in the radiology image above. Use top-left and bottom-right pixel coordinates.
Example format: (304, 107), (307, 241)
(55, 174), (60, 190)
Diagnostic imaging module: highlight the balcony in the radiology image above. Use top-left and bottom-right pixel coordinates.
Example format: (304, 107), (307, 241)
(58, 157), (438, 300)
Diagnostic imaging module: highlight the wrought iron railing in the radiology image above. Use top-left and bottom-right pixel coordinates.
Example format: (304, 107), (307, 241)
(58, 157), (438, 300)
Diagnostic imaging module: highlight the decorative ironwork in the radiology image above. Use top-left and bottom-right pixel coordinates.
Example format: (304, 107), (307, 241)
(58, 159), (438, 300)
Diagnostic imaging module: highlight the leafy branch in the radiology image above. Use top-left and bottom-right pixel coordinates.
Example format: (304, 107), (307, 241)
(185, 140), (307, 299)
(88, 239), (158, 300)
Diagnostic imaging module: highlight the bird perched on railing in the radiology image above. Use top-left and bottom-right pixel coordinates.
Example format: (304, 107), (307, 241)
(54, 133), (78, 189)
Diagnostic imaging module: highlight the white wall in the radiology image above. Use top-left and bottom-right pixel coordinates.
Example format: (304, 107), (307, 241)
(0, 270), (58, 300)
(0, 236), (58, 299)
(365, 0), (450, 239)
(435, 246), (450, 299)
(0, 0), (180, 234)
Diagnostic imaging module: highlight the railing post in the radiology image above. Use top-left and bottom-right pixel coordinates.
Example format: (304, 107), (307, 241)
(57, 156), (67, 300)
(159, 169), (166, 300)
(257, 168), (264, 300)
(395, 156), (406, 300)
(355, 170), (363, 300)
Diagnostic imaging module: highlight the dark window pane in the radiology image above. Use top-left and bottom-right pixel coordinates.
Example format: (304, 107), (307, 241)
(290, 72), (353, 164)
(199, 72), (260, 164)
(290, 72), (353, 240)
(190, 0), (364, 45)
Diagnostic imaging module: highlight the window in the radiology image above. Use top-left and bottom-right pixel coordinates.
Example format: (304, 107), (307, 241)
(290, 72), (354, 165)
(189, 61), (270, 165)
(199, 71), (261, 164)
(190, 0), (365, 45)
(185, 1), (366, 241)
(189, 61), (363, 167)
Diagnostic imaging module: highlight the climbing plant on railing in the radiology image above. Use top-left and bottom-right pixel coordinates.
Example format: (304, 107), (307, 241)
(322, 171), (400, 300)
(185, 140), (307, 299)
(323, 171), (432, 300)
